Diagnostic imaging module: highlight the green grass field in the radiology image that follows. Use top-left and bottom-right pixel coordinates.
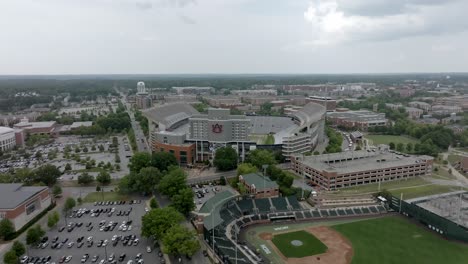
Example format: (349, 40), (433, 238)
(264, 134), (275, 145)
(272, 230), (327, 258)
(83, 191), (129, 203)
(365, 135), (419, 145)
(333, 216), (468, 264)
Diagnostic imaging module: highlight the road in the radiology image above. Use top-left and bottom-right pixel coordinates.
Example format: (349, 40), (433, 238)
(128, 110), (150, 153)
(115, 89), (150, 154)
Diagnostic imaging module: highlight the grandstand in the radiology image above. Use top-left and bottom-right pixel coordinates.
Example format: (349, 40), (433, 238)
(202, 196), (387, 264)
(143, 102), (199, 131)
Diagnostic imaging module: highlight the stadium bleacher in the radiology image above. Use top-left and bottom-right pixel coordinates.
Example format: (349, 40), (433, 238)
(329, 209), (338, 216)
(320, 210), (329, 217)
(312, 210), (321, 218)
(304, 211), (313, 218)
(271, 197), (288, 211)
(369, 206), (378, 213)
(237, 199), (255, 215)
(361, 207), (370, 214)
(353, 208), (363, 214)
(345, 208), (354, 215)
(287, 196), (302, 210)
(255, 198), (272, 213)
(295, 212), (304, 219)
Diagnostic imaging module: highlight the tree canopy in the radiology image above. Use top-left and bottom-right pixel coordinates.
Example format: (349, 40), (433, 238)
(0, 219), (15, 240)
(237, 163), (258, 176)
(96, 171), (111, 185)
(141, 207), (184, 240)
(170, 188), (196, 216)
(245, 149), (276, 169)
(213, 147), (238, 171)
(158, 168), (187, 197)
(162, 225), (200, 257)
(34, 164), (61, 186)
(129, 152), (152, 173)
(151, 152), (178, 172)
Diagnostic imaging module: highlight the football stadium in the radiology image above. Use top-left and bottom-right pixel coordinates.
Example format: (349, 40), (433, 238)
(143, 102), (326, 164)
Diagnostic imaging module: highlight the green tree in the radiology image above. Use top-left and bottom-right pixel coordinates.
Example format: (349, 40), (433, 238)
(34, 164), (61, 186)
(35, 150), (42, 159)
(96, 171), (111, 185)
(170, 188), (195, 216)
(158, 168), (187, 197)
(52, 185), (62, 197)
(3, 250), (18, 264)
(151, 152), (178, 172)
(115, 154), (121, 163)
(78, 172), (94, 185)
(389, 142), (395, 150)
(141, 207), (184, 240)
(406, 143), (413, 152)
(129, 152), (151, 173)
(83, 146), (89, 153)
(213, 147), (238, 171)
(75, 146), (81, 153)
(162, 225), (200, 257)
(98, 144), (105, 152)
(91, 145), (96, 151)
(63, 197), (76, 212)
(0, 219), (15, 240)
(245, 149), (276, 169)
(136, 167), (162, 194)
(26, 225), (44, 246)
(150, 197), (159, 209)
(47, 211), (60, 229)
(12, 241), (25, 256)
(64, 163), (72, 171)
(396, 143), (405, 152)
(236, 163), (258, 176)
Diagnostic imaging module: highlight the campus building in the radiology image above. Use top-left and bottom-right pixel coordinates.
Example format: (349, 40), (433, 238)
(307, 96), (337, 112)
(239, 173), (279, 198)
(13, 118), (57, 136)
(291, 150), (433, 190)
(327, 110), (387, 130)
(0, 127), (16, 151)
(0, 184), (51, 231)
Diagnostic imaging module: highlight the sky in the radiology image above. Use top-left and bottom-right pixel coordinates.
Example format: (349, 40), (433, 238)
(1, 0), (468, 74)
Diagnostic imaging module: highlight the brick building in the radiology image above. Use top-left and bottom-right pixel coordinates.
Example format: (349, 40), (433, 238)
(0, 184), (51, 231)
(239, 173), (279, 198)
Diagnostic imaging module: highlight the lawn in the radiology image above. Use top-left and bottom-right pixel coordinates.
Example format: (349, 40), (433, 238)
(389, 184), (457, 199)
(448, 154), (462, 165)
(336, 177), (428, 194)
(365, 135), (419, 146)
(264, 134), (275, 145)
(333, 216), (468, 264)
(83, 191), (129, 203)
(272, 230), (328, 258)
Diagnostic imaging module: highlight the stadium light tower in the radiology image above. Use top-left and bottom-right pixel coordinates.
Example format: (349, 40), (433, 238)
(262, 164), (268, 198)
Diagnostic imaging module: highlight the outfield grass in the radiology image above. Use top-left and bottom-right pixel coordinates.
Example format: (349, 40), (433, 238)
(389, 184), (457, 199)
(333, 216), (468, 264)
(272, 230), (328, 258)
(366, 135), (419, 145)
(83, 192), (129, 203)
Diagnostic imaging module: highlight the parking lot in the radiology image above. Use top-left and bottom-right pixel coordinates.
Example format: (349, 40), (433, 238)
(192, 184), (234, 211)
(25, 200), (164, 264)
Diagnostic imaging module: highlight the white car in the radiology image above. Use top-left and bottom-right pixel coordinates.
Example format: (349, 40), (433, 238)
(146, 246), (152, 253)
(128, 225), (132, 231)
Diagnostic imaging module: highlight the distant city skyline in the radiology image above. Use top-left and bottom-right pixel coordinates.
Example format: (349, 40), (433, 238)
(1, 0), (468, 74)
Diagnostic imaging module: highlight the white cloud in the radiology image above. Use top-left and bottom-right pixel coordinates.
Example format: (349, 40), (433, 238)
(303, 0), (468, 45)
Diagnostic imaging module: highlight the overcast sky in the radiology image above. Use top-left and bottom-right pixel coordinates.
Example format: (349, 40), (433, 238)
(1, 0), (468, 74)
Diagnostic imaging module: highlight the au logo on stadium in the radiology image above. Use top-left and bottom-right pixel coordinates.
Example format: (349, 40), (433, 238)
(212, 124), (223, 134)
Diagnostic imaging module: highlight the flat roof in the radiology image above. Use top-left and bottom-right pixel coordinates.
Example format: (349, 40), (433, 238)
(327, 110), (386, 122)
(14, 121), (56, 128)
(0, 184), (48, 209)
(241, 173), (278, 190)
(296, 150), (433, 175)
(70, 121), (93, 129)
(0, 126), (14, 135)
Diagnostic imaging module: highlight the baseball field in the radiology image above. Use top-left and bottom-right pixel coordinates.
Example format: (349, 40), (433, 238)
(243, 216), (468, 264)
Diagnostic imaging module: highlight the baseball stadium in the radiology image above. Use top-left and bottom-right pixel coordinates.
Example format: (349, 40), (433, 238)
(199, 192), (468, 264)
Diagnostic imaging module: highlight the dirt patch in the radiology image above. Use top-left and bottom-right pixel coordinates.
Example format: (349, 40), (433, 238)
(259, 232), (273, 240)
(261, 226), (353, 264)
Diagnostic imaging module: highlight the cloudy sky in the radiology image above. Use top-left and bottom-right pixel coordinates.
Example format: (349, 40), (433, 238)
(1, 0), (468, 74)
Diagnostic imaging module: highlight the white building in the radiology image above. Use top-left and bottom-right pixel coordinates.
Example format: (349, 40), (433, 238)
(0, 127), (16, 151)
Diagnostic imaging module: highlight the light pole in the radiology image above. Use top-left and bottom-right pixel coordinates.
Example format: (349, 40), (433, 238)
(262, 164), (268, 198)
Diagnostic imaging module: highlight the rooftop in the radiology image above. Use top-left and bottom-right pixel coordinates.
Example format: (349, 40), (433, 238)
(14, 121), (56, 129)
(0, 184), (48, 209)
(241, 173), (278, 190)
(0, 126), (14, 135)
(70, 121), (93, 129)
(295, 150), (433, 175)
(143, 103), (199, 129)
(327, 110), (386, 122)
(199, 190), (236, 214)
